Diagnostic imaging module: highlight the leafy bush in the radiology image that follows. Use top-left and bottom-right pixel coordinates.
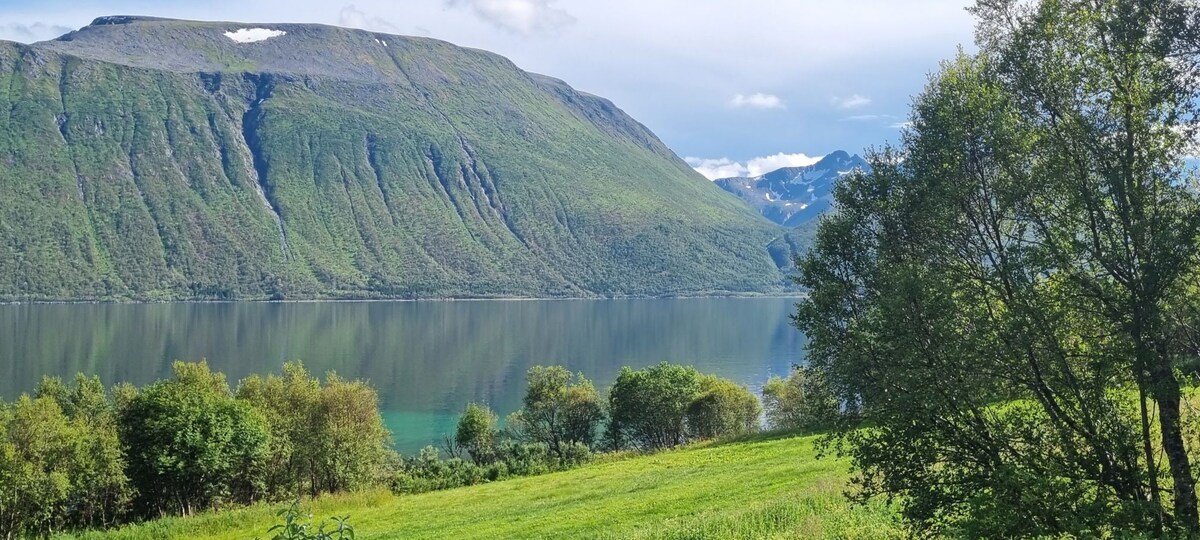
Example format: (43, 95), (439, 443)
(605, 363), (761, 450)
(686, 375), (762, 440)
(308, 373), (393, 493)
(390, 446), (491, 494)
(118, 361), (270, 516)
(0, 395), (75, 538)
(236, 362), (395, 499)
(605, 363), (701, 451)
(36, 375), (133, 530)
(391, 436), (595, 495)
(761, 365), (839, 432)
(507, 366), (604, 457)
(454, 403), (499, 465)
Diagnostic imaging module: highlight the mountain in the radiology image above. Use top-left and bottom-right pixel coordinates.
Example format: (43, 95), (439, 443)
(0, 16), (793, 301)
(714, 151), (870, 227)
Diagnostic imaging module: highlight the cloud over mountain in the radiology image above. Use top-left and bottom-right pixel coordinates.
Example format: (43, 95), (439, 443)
(686, 152), (824, 180)
(445, 0), (576, 35)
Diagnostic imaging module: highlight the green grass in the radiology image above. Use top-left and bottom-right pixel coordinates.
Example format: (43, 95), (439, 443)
(63, 433), (898, 539)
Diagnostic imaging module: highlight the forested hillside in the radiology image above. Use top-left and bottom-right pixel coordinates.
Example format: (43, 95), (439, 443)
(0, 17), (791, 301)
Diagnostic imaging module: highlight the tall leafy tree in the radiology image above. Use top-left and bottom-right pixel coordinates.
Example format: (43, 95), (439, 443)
(761, 366), (839, 432)
(119, 361), (270, 516)
(509, 366), (604, 456)
(0, 396), (75, 538)
(36, 375), (131, 530)
(455, 403), (499, 465)
(237, 362), (323, 499)
(311, 373), (392, 494)
(796, 0), (1200, 535)
(605, 363), (700, 450)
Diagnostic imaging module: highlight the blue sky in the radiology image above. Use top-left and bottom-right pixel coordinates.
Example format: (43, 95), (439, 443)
(0, 0), (977, 178)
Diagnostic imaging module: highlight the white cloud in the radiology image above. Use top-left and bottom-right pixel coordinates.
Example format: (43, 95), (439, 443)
(686, 152), (824, 180)
(729, 93), (785, 110)
(745, 152), (823, 176)
(685, 157), (748, 180)
(832, 94), (871, 109)
(445, 0), (576, 35)
(890, 121), (913, 129)
(338, 5), (403, 34)
(0, 22), (72, 43)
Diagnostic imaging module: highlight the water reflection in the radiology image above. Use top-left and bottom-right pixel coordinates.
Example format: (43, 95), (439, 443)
(0, 298), (806, 452)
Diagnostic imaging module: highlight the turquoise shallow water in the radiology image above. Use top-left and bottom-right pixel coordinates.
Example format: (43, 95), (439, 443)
(0, 297), (806, 453)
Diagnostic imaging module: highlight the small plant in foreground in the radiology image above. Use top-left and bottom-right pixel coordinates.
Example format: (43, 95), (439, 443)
(258, 502), (355, 540)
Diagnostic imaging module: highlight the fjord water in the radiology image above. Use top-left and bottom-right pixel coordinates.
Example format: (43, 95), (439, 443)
(0, 298), (804, 453)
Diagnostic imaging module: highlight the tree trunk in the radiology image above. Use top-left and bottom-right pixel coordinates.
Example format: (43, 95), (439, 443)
(1138, 383), (1164, 529)
(1150, 357), (1198, 533)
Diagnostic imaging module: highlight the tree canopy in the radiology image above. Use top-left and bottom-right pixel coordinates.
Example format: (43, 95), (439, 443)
(796, 0), (1200, 535)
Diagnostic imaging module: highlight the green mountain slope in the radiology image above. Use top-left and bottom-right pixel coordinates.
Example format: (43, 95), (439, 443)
(0, 17), (790, 301)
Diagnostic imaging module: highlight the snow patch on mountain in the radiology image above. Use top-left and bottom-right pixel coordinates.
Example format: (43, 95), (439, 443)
(224, 28), (286, 43)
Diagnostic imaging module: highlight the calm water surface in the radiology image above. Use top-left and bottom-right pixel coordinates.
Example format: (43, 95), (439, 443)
(0, 298), (806, 453)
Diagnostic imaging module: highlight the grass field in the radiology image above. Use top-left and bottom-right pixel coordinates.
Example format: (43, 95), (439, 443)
(63, 432), (899, 539)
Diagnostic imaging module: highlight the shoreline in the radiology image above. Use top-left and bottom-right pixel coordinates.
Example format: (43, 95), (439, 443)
(0, 291), (807, 306)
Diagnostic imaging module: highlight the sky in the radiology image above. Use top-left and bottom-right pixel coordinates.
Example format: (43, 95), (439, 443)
(0, 0), (978, 179)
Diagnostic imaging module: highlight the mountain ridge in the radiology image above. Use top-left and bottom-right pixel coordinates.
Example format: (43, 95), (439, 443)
(715, 151), (870, 227)
(0, 17), (793, 301)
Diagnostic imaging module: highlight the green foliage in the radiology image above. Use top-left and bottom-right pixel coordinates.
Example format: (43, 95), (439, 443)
(235, 362), (394, 500)
(236, 362), (323, 499)
(605, 363), (764, 451)
(0, 376), (131, 538)
(761, 365), (839, 432)
(454, 403), (498, 465)
(307, 374), (392, 494)
(0, 362), (392, 536)
(118, 361), (270, 516)
(393, 438), (592, 494)
(605, 363), (701, 451)
(0, 395), (74, 538)
(685, 375), (762, 440)
(795, 0), (1200, 536)
(260, 502), (354, 540)
(48, 376), (131, 530)
(391, 446), (496, 494)
(507, 366), (604, 456)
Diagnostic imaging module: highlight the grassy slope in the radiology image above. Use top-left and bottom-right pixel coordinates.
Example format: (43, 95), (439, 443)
(66, 433), (897, 540)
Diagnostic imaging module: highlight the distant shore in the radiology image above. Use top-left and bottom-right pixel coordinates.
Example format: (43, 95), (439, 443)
(0, 291), (807, 306)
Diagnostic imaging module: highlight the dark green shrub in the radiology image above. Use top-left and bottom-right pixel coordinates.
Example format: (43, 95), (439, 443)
(507, 366), (604, 457)
(119, 361), (270, 516)
(605, 363), (701, 450)
(390, 447), (489, 494)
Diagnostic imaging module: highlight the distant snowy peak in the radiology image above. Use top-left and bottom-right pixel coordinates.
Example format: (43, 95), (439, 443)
(715, 150), (870, 227)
